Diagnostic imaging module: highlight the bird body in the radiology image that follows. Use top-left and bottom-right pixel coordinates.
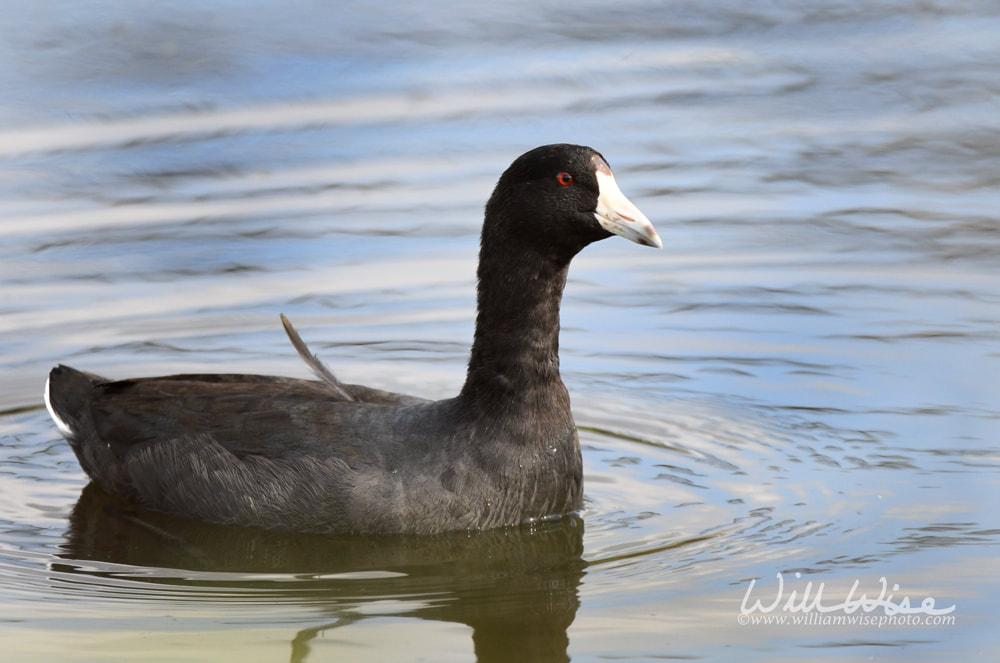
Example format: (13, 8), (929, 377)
(45, 144), (660, 535)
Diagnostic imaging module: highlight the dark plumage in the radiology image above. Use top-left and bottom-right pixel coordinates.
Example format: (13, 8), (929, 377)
(45, 144), (661, 535)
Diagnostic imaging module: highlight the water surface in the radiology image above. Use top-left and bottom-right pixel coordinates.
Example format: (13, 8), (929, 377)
(1, 1), (998, 661)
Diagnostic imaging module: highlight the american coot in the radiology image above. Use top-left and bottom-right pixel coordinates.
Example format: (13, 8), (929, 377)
(45, 144), (661, 535)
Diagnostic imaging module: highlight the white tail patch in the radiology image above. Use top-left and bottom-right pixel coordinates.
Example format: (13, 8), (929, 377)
(44, 375), (75, 436)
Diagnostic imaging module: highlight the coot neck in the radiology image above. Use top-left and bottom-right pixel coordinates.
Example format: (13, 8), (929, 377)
(458, 229), (576, 414)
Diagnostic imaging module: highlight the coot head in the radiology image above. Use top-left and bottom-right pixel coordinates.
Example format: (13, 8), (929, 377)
(483, 144), (661, 262)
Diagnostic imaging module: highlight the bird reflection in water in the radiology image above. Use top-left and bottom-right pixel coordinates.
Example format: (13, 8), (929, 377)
(56, 484), (586, 663)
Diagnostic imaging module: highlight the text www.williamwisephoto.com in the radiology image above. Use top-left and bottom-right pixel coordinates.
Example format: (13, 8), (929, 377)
(737, 572), (957, 628)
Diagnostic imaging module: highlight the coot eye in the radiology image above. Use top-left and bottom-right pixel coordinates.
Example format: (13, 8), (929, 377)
(556, 172), (574, 186)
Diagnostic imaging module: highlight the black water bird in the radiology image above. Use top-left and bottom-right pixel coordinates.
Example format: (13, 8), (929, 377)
(45, 144), (661, 535)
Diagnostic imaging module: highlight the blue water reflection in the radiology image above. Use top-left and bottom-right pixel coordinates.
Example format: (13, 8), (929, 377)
(1, 1), (998, 661)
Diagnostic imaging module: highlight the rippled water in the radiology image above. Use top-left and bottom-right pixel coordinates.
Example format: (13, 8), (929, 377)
(2, 1), (998, 661)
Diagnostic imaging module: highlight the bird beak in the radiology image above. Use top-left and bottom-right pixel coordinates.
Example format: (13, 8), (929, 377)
(594, 170), (662, 249)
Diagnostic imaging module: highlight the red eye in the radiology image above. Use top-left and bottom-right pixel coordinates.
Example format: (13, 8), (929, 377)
(556, 172), (574, 186)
